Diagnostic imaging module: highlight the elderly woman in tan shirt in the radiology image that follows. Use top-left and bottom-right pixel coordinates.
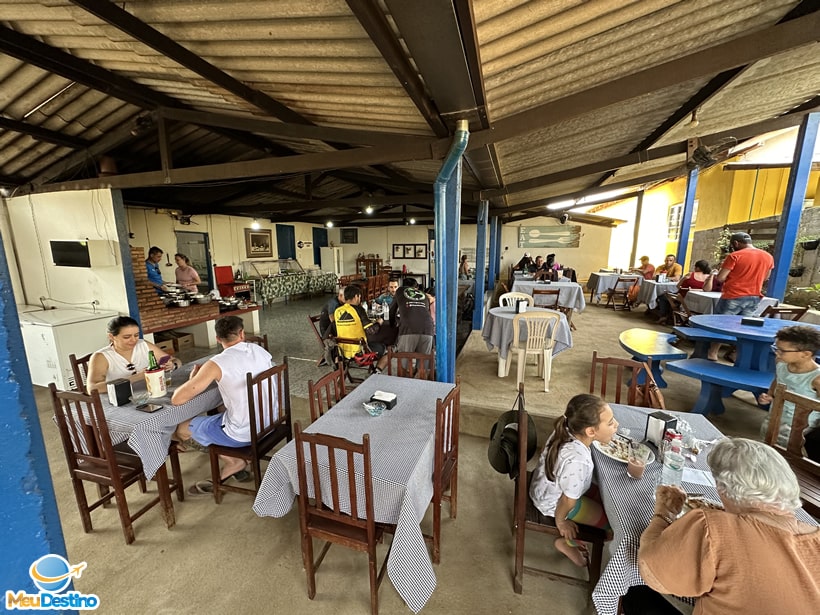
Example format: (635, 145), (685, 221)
(632, 438), (819, 614)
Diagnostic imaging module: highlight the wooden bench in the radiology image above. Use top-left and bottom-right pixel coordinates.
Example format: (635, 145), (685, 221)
(665, 358), (772, 415)
(618, 328), (686, 388)
(671, 326), (736, 359)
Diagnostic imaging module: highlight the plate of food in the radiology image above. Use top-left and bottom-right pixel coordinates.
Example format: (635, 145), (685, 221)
(592, 438), (655, 465)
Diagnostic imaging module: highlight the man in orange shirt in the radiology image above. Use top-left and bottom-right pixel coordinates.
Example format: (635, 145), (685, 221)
(704, 232), (774, 360)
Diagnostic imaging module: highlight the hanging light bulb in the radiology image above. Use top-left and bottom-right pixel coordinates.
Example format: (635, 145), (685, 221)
(251, 219), (261, 230)
(409, 218), (416, 225)
(365, 205), (374, 214)
(326, 221), (334, 228)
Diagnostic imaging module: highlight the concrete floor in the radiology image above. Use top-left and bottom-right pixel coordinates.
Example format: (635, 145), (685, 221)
(34, 293), (765, 614)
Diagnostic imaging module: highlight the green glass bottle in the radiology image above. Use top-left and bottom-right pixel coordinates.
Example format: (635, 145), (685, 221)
(147, 350), (159, 371)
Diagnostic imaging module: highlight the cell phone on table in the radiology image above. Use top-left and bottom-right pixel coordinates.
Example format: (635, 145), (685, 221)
(135, 403), (163, 413)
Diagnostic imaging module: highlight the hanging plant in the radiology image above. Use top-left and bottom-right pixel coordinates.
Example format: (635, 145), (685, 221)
(712, 226), (732, 265)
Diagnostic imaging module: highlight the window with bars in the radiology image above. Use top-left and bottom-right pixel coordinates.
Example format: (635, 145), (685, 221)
(667, 200), (699, 241)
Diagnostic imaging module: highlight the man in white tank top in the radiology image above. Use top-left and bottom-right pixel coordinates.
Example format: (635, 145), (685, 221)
(172, 316), (273, 486)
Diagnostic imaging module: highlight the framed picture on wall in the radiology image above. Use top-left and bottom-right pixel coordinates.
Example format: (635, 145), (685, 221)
(245, 228), (273, 258)
(340, 228), (358, 244)
(404, 244), (414, 258)
(414, 244), (427, 259)
(392, 244), (403, 259)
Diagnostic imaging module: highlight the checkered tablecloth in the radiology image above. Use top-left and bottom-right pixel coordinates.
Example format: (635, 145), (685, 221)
(587, 273), (642, 302)
(482, 306), (572, 361)
(635, 280), (678, 309)
(253, 374), (456, 613)
(683, 290), (778, 315)
(591, 405), (817, 615)
(510, 280), (586, 312)
(102, 361), (222, 480)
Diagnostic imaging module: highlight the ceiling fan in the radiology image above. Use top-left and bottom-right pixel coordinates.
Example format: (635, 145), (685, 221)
(686, 137), (739, 170)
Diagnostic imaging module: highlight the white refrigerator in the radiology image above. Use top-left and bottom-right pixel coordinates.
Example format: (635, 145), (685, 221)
(320, 246), (344, 276)
(18, 307), (118, 390)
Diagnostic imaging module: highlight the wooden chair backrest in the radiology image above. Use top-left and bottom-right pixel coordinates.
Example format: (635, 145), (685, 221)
(246, 359), (291, 449)
(245, 333), (269, 351)
(760, 305), (808, 321)
(307, 365), (346, 423)
(294, 423), (376, 542)
(50, 384), (115, 470)
(434, 377), (461, 497)
(589, 351), (647, 406)
(766, 384), (820, 466)
(611, 276), (636, 290)
(386, 350), (436, 380)
(69, 352), (92, 395)
(500, 292), (534, 307)
(531, 288), (560, 308)
(511, 312), (560, 353)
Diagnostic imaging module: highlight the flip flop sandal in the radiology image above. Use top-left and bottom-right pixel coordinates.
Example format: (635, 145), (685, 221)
(187, 470), (250, 496)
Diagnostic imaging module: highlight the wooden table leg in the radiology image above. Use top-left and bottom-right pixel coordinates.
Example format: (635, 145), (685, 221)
(155, 464), (176, 529)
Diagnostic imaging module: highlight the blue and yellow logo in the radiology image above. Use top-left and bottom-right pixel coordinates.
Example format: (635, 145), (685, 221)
(6, 554), (99, 610)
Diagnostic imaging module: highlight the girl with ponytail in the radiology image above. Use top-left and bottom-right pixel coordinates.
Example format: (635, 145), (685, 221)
(529, 394), (618, 566)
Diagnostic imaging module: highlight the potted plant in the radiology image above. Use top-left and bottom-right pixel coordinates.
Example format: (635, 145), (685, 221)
(799, 236), (820, 251)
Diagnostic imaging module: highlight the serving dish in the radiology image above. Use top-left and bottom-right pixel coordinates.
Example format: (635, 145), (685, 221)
(593, 439), (656, 465)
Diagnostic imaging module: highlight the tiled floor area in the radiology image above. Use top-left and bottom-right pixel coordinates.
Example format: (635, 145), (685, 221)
(30, 290), (780, 614)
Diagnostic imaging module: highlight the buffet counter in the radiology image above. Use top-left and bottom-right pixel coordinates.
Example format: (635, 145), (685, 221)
(256, 271), (337, 304)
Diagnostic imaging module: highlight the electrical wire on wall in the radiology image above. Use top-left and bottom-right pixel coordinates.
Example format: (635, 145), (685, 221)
(28, 194), (51, 298)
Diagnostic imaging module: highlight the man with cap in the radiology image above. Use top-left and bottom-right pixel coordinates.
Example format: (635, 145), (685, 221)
(704, 232), (774, 360)
(513, 252), (534, 272)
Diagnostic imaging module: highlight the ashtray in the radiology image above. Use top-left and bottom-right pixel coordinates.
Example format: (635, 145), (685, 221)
(363, 401), (387, 417)
(130, 392), (151, 406)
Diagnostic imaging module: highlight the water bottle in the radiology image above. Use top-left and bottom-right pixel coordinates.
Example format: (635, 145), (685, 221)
(660, 432), (684, 486)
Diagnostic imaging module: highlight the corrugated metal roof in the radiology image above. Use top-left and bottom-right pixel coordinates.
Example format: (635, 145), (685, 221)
(0, 0), (816, 225)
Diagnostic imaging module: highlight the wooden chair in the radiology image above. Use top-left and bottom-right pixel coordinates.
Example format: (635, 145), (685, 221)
(532, 289), (577, 331)
(208, 359), (292, 503)
(429, 377), (460, 564)
(760, 305), (808, 321)
(513, 384), (605, 593)
(294, 423), (392, 615)
(499, 292), (534, 308)
(307, 364), (346, 423)
(69, 352), (92, 394)
(333, 336), (377, 385)
(308, 314), (329, 367)
(245, 333), (269, 351)
(765, 384), (820, 517)
(665, 293), (693, 327)
(604, 276), (635, 311)
(386, 350), (436, 380)
(589, 351), (649, 406)
(49, 384), (180, 544)
(506, 312), (561, 392)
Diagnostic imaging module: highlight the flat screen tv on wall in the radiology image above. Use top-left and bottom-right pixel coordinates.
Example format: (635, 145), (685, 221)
(50, 240), (91, 268)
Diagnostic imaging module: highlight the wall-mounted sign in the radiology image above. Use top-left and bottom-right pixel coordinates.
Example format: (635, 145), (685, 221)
(296, 240), (313, 249)
(517, 225), (582, 249)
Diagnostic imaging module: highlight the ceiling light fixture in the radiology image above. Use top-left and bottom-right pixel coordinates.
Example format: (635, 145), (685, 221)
(365, 205), (374, 214)
(546, 199), (576, 211)
(326, 221), (334, 228)
(409, 218), (416, 225)
(689, 109), (700, 128)
(251, 219), (261, 230)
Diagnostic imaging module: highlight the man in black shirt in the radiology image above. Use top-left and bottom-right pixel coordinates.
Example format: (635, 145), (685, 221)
(388, 278), (434, 355)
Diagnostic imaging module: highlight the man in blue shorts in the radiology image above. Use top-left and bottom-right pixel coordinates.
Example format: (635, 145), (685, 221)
(171, 315), (273, 493)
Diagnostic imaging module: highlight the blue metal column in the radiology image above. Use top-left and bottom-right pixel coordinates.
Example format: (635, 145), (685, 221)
(770, 112), (820, 300)
(435, 120), (469, 384)
(487, 215), (500, 290)
(472, 200), (488, 330)
(0, 230), (69, 593)
(675, 167), (699, 267)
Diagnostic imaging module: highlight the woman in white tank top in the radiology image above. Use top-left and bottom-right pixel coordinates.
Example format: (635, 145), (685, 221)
(87, 316), (179, 393)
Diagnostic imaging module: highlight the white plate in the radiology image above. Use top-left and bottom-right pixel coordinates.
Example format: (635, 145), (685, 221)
(592, 440), (656, 465)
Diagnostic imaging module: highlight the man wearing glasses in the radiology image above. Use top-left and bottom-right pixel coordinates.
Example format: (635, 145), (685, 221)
(757, 325), (820, 462)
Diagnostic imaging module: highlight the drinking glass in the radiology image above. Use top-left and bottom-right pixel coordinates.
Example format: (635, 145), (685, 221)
(627, 442), (651, 479)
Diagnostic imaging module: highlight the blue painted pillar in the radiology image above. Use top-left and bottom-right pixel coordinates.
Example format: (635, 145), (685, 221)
(0, 230), (69, 593)
(472, 200), (488, 330)
(675, 167), (699, 267)
(770, 112), (820, 300)
(435, 120), (469, 384)
(487, 215), (500, 290)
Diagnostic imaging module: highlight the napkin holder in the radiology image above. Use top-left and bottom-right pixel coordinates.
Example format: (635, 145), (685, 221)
(370, 390), (397, 409)
(645, 411), (677, 448)
(107, 379), (132, 406)
(740, 316), (765, 326)
(515, 299), (528, 313)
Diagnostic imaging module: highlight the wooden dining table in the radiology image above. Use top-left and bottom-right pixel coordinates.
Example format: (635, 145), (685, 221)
(101, 360), (223, 480)
(591, 404), (818, 615)
(481, 306), (572, 377)
(253, 374), (456, 614)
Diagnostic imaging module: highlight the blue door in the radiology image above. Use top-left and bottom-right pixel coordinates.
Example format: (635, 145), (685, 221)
(313, 227), (328, 266)
(276, 224), (296, 259)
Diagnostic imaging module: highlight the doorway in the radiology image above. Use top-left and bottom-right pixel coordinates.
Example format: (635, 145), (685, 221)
(276, 224), (296, 259)
(175, 231), (212, 291)
(312, 227), (328, 266)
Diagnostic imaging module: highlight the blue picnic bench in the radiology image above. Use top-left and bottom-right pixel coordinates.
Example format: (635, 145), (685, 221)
(618, 328), (686, 388)
(671, 326), (736, 359)
(665, 358), (772, 415)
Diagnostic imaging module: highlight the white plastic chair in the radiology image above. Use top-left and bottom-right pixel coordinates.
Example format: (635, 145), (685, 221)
(499, 292), (534, 308)
(505, 312), (561, 392)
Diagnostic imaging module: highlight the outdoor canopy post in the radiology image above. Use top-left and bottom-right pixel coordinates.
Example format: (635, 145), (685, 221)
(488, 215), (500, 290)
(434, 119), (469, 384)
(676, 168), (698, 267)
(473, 200), (488, 330)
(770, 112), (820, 300)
